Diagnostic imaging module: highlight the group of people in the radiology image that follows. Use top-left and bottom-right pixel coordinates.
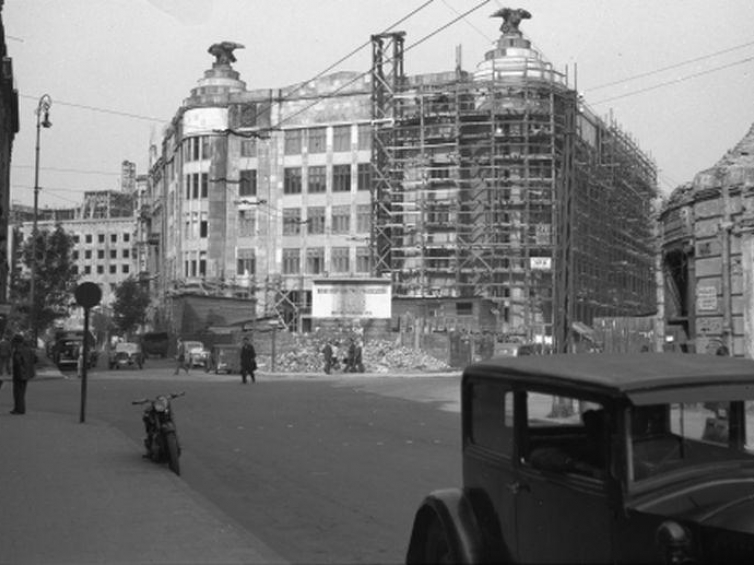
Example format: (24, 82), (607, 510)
(321, 338), (364, 374)
(0, 333), (37, 415)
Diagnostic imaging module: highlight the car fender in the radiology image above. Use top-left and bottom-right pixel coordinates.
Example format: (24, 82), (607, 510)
(406, 488), (486, 564)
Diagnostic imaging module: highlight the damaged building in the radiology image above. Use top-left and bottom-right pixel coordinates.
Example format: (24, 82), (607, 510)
(145, 9), (657, 350)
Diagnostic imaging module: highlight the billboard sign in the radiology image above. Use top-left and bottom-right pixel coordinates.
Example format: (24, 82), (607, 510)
(312, 279), (391, 319)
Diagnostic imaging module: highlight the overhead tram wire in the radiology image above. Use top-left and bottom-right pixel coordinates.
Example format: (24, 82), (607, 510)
(271, 0), (493, 132)
(590, 55), (754, 106)
(17, 93), (167, 123)
(589, 39), (754, 92)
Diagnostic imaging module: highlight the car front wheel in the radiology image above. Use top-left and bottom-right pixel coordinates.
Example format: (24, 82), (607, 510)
(423, 518), (458, 565)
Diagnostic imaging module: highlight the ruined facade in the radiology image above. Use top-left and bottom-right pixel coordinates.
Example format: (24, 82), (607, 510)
(660, 124), (754, 357)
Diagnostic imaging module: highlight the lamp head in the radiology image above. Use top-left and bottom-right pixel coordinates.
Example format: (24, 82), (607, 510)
(42, 112), (52, 128)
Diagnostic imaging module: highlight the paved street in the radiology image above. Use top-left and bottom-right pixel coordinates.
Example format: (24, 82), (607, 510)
(6, 360), (462, 564)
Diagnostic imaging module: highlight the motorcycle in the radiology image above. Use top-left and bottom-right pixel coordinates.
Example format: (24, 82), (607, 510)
(132, 392), (185, 476)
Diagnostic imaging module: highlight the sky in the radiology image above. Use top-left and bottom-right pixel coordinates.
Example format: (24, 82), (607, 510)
(4, 0), (754, 209)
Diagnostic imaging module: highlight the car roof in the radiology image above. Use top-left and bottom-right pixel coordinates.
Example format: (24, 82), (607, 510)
(464, 353), (754, 404)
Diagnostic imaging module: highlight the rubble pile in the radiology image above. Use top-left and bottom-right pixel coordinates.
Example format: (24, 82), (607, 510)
(273, 333), (450, 374)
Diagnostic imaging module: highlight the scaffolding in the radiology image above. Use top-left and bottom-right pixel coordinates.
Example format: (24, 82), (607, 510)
(371, 31), (657, 350)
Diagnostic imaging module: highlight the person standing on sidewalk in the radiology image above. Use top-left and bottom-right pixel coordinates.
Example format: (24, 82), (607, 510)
(10, 334), (35, 415)
(0, 334), (11, 379)
(240, 337), (257, 384)
(174, 338), (189, 375)
(322, 341), (333, 374)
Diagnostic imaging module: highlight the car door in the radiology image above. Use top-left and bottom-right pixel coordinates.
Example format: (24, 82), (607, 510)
(513, 391), (614, 563)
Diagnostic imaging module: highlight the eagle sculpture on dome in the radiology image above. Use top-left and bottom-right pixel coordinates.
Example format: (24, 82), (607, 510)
(491, 7), (531, 35)
(208, 41), (245, 65)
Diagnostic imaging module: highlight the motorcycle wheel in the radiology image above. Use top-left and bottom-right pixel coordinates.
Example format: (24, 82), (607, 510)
(165, 432), (181, 476)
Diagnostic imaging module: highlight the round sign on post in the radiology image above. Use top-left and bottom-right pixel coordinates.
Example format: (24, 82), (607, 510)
(75, 282), (102, 308)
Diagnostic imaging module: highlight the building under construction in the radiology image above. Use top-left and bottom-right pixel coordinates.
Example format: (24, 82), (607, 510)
(371, 9), (657, 350)
(144, 9), (657, 352)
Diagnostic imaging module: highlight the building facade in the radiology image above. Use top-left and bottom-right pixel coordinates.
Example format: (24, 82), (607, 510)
(0, 1), (19, 327)
(146, 11), (657, 349)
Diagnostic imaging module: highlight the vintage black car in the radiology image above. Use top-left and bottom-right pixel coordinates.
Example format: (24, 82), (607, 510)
(406, 353), (754, 564)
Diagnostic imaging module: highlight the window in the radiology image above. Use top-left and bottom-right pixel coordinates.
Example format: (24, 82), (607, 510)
(110, 250), (117, 259)
(97, 249), (105, 259)
(457, 302), (473, 316)
(98, 234), (105, 243)
(524, 392), (606, 479)
(240, 169), (257, 197)
(308, 165), (326, 193)
(185, 174), (193, 199)
(84, 265), (91, 275)
(199, 256), (206, 276)
(284, 129), (303, 155)
(306, 247), (325, 274)
(283, 248), (300, 274)
(331, 247), (350, 273)
(356, 247), (370, 273)
(307, 206), (325, 235)
(73, 235), (80, 244)
(240, 138), (257, 157)
(72, 250), (79, 261)
(283, 208), (302, 235)
(122, 249), (130, 259)
(184, 136), (209, 161)
(123, 233), (130, 242)
(332, 164), (351, 192)
(237, 249), (256, 276)
(308, 127), (326, 154)
(333, 125), (351, 152)
(200, 220), (208, 238)
(122, 264), (130, 275)
(357, 163), (371, 191)
(192, 172), (200, 199)
(357, 124), (372, 151)
(284, 167), (302, 195)
(469, 382), (513, 453)
(201, 172), (209, 198)
(331, 205), (350, 234)
(110, 234), (118, 243)
(239, 210), (256, 237)
(109, 265), (117, 274)
(85, 234), (92, 244)
(97, 265), (104, 274)
(356, 204), (371, 233)
(85, 250), (92, 259)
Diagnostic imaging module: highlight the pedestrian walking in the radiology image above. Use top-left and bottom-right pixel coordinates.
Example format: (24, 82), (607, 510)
(345, 338), (357, 373)
(10, 334), (35, 415)
(240, 336), (257, 384)
(322, 341), (333, 374)
(0, 334), (11, 378)
(353, 339), (364, 373)
(174, 339), (189, 375)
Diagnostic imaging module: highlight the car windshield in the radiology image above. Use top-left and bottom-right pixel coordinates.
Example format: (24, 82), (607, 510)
(629, 400), (754, 483)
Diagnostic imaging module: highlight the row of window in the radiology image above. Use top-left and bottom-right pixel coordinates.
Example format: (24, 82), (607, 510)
(282, 204), (371, 236)
(283, 125), (372, 155)
(283, 163), (371, 195)
(72, 232), (131, 245)
(72, 264), (130, 276)
(73, 249), (131, 260)
(182, 247), (370, 279)
(182, 164), (371, 200)
(183, 124), (372, 165)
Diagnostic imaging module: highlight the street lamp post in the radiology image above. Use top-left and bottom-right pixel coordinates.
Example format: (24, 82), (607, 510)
(31, 94), (52, 345)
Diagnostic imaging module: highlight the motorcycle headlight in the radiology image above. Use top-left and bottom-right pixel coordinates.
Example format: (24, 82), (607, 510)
(154, 397), (168, 412)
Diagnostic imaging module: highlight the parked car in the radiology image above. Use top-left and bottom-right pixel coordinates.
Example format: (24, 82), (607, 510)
(108, 342), (144, 370)
(205, 344), (241, 374)
(140, 331), (169, 358)
(49, 329), (97, 369)
(494, 341), (548, 357)
(183, 340), (209, 368)
(406, 353), (754, 564)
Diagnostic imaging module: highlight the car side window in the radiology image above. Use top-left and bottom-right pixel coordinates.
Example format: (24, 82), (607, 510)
(468, 381), (513, 456)
(524, 393), (606, 479)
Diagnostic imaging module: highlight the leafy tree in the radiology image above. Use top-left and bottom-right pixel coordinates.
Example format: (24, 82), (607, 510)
(112, 277), (150, 337)
(9, 225), (79, 336)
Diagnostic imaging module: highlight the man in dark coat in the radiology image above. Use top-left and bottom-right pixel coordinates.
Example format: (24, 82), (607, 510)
(10, 334), (35, 415)
(240, 336), (257, 384)
(322, 342), (333, 374)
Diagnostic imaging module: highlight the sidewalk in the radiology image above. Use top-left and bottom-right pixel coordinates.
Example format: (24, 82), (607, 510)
(0, 370), (286, 564)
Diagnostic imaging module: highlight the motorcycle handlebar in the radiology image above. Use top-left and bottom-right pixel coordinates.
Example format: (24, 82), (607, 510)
(131, 392), (185, 405)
